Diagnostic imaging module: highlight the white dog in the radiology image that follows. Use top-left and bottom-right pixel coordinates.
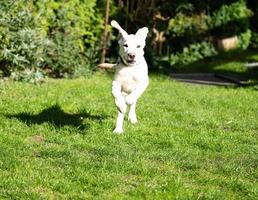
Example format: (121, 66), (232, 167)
(108, 20), (149, 134)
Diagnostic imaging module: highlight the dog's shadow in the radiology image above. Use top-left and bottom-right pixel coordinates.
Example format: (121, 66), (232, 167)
(6, 104), (106, 131)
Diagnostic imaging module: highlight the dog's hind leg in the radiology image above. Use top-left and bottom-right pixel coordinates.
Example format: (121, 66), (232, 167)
(128, 102), (137, 124)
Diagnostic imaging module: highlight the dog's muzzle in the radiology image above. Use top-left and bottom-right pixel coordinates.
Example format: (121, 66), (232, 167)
(127, 53), (136, 64)
(120, 55), (136, 66)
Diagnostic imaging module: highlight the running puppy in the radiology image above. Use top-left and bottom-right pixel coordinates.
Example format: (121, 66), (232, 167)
(110, 20), (149, 133)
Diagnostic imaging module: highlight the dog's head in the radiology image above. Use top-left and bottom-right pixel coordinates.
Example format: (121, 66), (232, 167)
(111, 20), (148, 66)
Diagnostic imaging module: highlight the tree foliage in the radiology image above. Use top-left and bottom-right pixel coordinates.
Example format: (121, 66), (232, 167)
(1, 0), (258, 80)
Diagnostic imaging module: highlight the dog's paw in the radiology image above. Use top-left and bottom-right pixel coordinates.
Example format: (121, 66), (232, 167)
(125, 95), (137, 105)
(128, 115), (138, 124)
(113, 127), (123, 134)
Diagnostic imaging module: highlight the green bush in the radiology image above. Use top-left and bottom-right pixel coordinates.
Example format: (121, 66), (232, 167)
(0, 1), (46, 79)
(237, 29), (252, 50)
(168, 13), (209, 38)
(163, 1), (253, 67)
(169, 41), (217, 66)
(170, 42), (217, 65)
(209, 1), (252, 38)
(250, 31), (258, 49)
(0, 0), (103, 82)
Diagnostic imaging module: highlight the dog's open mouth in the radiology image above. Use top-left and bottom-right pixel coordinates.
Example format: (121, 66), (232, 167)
(127, 60), (136, 64)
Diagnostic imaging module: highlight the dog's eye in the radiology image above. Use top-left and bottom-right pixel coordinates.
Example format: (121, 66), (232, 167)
(136, 45), (141, 48)
(124, 44), (128, 47)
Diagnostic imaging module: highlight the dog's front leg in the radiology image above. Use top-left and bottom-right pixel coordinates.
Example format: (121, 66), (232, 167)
(112, 81), (127, 113)
(112, 81), (127, 133)
(125, 82), (149, 105)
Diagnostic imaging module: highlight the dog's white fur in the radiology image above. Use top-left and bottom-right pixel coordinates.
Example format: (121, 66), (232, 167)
(111, 20), (149, 133)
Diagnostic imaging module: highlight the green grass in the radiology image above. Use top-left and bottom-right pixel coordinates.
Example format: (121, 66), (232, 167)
(0, 73), (257, 199)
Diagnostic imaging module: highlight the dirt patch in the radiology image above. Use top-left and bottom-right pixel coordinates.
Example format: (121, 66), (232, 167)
(25, 135), (45, 144)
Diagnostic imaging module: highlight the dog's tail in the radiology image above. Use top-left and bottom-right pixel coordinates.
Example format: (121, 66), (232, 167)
(98, 63), (116, 69)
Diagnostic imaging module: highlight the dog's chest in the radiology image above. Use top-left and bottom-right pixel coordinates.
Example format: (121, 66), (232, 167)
(114, 66), (147, 93)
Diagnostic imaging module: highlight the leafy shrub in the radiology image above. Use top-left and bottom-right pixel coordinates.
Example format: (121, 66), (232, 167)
(11, 69), (45, 83)
(237, 29), (252, 50)
(250, 31), (258, 49)
(0, 1), (47, 80)
(209, 1), (252, 38)
(162, 1), (253, 68)
(169, 41), (217, 66)
(0, 0), (103, 82)
(168, 13), (209, 38)
(167, 11), (211, 52)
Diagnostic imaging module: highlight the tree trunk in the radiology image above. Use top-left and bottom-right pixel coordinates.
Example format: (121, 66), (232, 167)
(100, 0), (110, 63)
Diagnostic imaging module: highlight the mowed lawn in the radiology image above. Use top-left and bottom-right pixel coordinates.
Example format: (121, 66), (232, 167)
(0, 73), (257, 199)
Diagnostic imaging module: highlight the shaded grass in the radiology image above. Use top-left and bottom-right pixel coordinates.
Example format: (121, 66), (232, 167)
(160, 50), (258, 83)
(0, 73), (257, 199)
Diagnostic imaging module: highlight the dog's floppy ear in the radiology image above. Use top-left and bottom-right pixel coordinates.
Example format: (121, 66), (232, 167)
(111, 20), (128, 39)
(135, 27), (149, 40)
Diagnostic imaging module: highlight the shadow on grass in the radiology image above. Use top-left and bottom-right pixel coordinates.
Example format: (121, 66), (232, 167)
(6, 104), (106, 131)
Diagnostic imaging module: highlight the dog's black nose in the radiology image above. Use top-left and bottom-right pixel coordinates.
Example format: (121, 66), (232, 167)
(128, 53), (136, 60)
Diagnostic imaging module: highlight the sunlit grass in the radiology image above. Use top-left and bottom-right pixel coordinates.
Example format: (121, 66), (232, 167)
(0, 73), (257, 199)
